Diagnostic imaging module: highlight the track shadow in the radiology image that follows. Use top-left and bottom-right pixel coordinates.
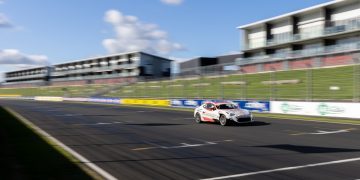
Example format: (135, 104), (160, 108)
(237, 121), (271, 126)
(125, 123), (186, 126)
(257, 144), (360, 154)
(90, 155), (232, 163)
(82, 114), (126, 117)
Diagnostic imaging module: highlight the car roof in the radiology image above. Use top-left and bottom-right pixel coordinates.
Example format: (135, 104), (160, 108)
(204, 101), (234, 105)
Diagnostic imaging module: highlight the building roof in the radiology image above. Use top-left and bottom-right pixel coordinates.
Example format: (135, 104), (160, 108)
(4, 66), (48, 74)
(53, 51), (172, 66)
(238, 0), (345, 29)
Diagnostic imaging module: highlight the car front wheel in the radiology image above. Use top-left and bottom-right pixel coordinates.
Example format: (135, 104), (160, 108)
(195, 113), (202, 123)
(219, 115), (229, 126)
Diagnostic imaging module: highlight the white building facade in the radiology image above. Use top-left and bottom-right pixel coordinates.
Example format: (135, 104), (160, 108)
(237, 0), (360, 73)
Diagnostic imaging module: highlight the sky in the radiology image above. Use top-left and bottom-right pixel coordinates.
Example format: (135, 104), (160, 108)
(0, 0), (331, 80)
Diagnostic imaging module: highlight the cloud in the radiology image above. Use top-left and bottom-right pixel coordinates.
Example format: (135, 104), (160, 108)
(102, 10), (184, 55)
(0, 49), (48, 66)
(0, 13), (12, 28)
(160, 0), (183, 5)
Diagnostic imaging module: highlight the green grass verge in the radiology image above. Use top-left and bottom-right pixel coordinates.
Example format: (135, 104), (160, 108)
(0, 106), (93, 180)
(104, 65), (360, 100)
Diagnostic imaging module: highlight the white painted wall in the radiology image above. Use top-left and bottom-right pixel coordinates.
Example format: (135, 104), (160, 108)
(331, 2), (360, 21)
(271, 20), (292, 34)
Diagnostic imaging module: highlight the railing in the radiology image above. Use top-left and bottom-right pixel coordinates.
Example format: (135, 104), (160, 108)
(51, 71), (140, 82)
(5, 74), (47, 81)
(245, 17), (360, 49)
(238, 42), (360, 65)
(52, 64), (139, 76)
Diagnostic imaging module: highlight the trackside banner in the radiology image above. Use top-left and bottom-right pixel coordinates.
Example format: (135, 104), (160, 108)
(88, 98), (120, 104)
(34, 96), (64, 102)
(171, 99), (204, 108)
(121, 99), (170, 107)
(271, 101), (360, 119)
(233, 101), (270, 112)
(63, 97), (89, 102)
(171, 99), (270, 112)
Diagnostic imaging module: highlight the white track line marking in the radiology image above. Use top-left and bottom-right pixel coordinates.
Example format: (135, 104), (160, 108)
(201, 157), (360, 180)
(133, 139), (233, 151)
(291, 128), (356, 136)
(5, 107), (118, 180)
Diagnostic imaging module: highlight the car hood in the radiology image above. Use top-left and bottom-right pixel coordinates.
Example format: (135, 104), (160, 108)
(219, 109), (250, 115)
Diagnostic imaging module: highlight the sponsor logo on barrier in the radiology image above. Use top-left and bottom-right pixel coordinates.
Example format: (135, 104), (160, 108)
(178, 100), (204, 108)
(89, 98), (120, 104)
(171, 99), (270, 112)
(184, 100), (199, 107)
(281, 103), (303, 113)
(34, 96), (64, 102)
(171, 100), (183, 106)
(122, 99), (170, 107)
(0, 94), (21, 97)
(234, 100), (270, 112)
(317, 103), (345, 116)
(271, 101), (359, 119)
(244, 101), (267, 111)
(63, 98), (89, 102)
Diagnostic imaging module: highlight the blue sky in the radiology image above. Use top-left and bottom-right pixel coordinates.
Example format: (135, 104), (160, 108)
(0, 0), (331, 78)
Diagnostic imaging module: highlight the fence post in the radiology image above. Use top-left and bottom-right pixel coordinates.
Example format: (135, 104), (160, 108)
(219, 67), (224, 100)
(353, 57), (360, 102)
(306, 64), (313, 102)
(270, 67), (276, 101)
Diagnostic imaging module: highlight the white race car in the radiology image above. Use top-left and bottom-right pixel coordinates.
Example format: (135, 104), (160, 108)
(194, 101), (253, 126)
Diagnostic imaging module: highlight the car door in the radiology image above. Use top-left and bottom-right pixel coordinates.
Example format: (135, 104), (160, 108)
(201, 103), (217, 122)
(206, 103), (220, 120)
(198, 103), (211, 122)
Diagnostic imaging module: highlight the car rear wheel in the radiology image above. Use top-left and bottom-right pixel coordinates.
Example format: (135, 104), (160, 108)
(219, 115), (228, 126)
(195, 113), (202, 123)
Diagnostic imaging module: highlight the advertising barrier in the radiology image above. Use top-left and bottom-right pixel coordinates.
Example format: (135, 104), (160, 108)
(233, 101), (270, 112)
(88, 98), (121, 104)
(63, 97), (90, 102)
(0, 94), (21, 98)
(271, 101), (360, 119)
(34, 96), (64, 102)
(171, 99), (204, 108)
(121, 99), (170, 107)
(171, 99), (270, 112)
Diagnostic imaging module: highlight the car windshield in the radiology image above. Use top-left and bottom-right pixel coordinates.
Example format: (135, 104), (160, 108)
(217, 104), (237, 109)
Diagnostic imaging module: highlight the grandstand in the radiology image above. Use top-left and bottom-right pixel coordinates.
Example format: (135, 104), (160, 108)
(2, 66), (51, 88)
(1, 51), (172, 87)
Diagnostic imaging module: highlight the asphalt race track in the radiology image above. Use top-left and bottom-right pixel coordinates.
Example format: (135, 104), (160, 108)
(1, 99), (360, 180)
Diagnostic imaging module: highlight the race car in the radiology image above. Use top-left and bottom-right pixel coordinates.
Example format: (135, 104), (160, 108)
(194, 101), (253, 126)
